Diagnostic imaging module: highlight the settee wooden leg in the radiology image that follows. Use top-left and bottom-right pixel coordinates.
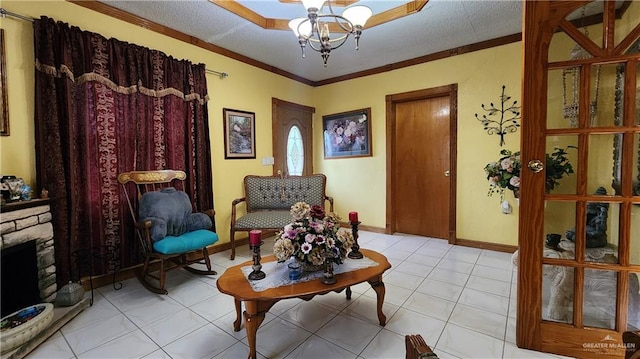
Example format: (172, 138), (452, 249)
(230, 229), (236, 260)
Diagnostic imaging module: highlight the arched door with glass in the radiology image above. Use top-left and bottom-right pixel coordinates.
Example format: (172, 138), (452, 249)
(272, 98), (314, 176)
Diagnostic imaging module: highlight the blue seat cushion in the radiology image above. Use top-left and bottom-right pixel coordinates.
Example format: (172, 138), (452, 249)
(153, 229), (219, 255)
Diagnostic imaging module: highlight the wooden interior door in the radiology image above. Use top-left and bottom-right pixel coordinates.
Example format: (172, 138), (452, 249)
(518, 2), (640, 358)
(272, 98), (314, 176)
(386, 85), (457, 240)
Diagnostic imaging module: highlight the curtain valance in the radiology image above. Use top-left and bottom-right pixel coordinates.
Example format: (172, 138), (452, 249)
(34, 16), (209, 104)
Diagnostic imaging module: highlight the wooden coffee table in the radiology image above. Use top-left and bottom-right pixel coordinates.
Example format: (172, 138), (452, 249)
(216, 249), (391, 359)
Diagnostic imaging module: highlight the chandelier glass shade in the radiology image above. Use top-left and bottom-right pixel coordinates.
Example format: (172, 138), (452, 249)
(289, 0), (372, 66)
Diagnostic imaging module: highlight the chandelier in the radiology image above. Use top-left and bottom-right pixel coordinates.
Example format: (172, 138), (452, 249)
(288, 0), (372, 66)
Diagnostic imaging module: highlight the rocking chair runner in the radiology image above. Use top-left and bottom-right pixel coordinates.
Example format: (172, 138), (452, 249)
(117, 170), (219, 294)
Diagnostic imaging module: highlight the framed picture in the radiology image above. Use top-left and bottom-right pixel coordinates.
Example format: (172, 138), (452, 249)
(1, 29), (9, 136)
(323, 108), (371, 159)
(223, 108), (256, 159)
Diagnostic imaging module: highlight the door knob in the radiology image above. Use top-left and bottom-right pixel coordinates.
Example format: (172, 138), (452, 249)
(444, 170), (450, 177)
(528, 160), (544, 173)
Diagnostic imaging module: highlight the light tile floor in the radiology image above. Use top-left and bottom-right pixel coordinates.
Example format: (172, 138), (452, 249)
(25, 231), (576, 359)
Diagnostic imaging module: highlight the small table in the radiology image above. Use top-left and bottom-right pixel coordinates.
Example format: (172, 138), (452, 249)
(216, 249), (391, 359)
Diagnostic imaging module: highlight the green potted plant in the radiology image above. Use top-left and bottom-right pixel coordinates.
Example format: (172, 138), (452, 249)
(544, 146), (577, 193)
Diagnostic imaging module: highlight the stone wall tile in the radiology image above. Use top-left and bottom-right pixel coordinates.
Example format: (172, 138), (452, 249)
(40, 265), (56, 280)
(37, 247), (55, 268)
(39, 212), (52, 223)
(0, 205), (50, 223)
(41, 283), (57, 300)
(2, 222), (53, 248)
(16, 216), (39, 230)
(1, 221), (15, 235)
(40, 272), (56, 288)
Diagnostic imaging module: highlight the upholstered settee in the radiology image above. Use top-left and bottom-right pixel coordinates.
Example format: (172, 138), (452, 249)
(229, 174), (333, 259)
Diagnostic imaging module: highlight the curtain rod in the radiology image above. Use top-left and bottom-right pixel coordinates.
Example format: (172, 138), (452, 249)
(0, 8), (229, 80)
(206, 69), (228, 79)
(0, 8), (35, 22)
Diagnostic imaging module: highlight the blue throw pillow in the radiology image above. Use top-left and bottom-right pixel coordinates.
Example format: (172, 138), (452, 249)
(139, 187), (212, 242)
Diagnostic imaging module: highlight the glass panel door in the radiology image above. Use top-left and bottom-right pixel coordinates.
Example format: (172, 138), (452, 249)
(519, 2), (640, 358)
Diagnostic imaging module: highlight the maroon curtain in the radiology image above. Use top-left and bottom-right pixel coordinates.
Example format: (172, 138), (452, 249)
(33, 17), (214, 286)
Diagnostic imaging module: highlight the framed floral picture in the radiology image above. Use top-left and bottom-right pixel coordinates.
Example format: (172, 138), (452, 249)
(322, 108), (371, 159)
(223, 108), (256, 159)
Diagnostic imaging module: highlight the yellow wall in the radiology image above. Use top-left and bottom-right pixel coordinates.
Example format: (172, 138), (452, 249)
(9, 1), (635, 251)
(315, 43), (523, 244)
(0, 1), (314, 246)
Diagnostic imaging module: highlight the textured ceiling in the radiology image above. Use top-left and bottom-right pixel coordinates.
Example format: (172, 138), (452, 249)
(96, 0), (521, 82)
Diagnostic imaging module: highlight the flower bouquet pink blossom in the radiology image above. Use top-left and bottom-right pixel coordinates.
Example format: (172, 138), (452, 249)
(484, 149), (521, 199)
(273, 202), (355, 270)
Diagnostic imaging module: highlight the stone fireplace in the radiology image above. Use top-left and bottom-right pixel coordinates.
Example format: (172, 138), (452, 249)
(1, 199), (91, 359)
(0, 199), (57, 315)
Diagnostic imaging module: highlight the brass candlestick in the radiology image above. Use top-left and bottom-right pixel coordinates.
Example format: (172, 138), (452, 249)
(248, 241), (266, 280)
(348, 221), (363, 259)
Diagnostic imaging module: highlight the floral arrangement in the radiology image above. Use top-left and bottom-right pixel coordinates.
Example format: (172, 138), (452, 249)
(484, 149), (522, 198)
(273, 202), (355, 268)
(484, 146), (576, 199)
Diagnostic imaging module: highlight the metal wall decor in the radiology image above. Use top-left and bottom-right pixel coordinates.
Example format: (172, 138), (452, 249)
(474, 85), (521, 147)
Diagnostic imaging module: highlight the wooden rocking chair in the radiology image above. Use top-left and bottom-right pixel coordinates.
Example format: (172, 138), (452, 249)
(117, 170), (219, 294)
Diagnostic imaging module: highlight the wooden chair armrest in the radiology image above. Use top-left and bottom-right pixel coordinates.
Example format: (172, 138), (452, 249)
(325, 195), (334, 212)
(232, 197), (246, 206)
(231, 197), (246, 225)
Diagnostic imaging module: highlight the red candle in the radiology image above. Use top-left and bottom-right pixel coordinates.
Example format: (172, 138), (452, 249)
(249, 230), (262, 245)
(348, 211), (358, 223)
